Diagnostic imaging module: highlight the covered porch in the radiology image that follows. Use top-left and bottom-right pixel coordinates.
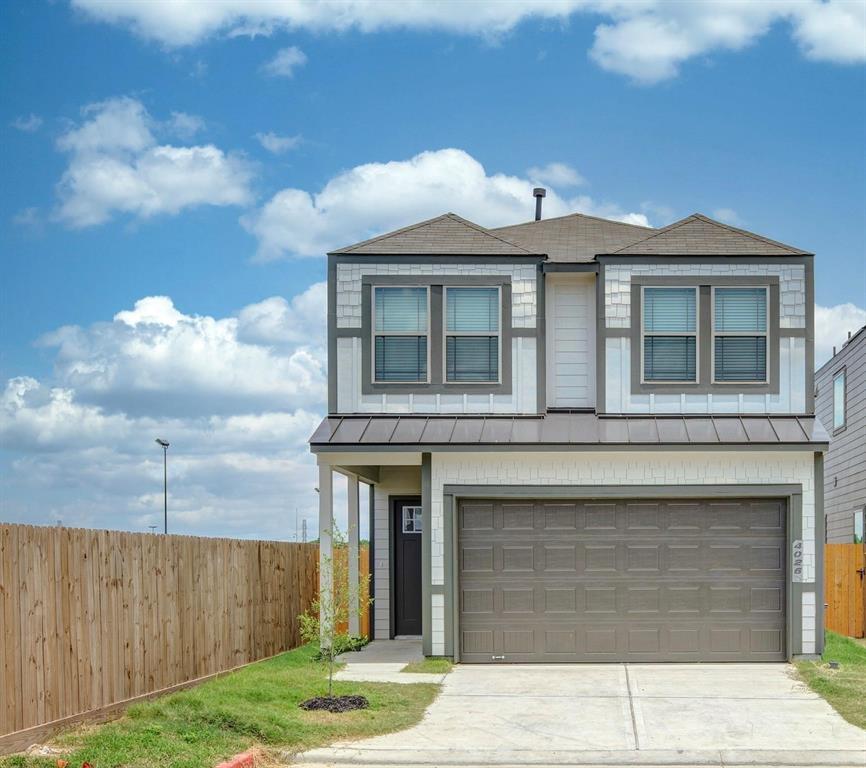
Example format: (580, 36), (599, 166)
(316, 451), (427, 649)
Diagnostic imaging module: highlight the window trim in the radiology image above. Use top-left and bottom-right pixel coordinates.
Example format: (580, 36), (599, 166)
(629, 276), (781, 396)
(442, 285), (502, 385)
(402, 505), (423, 534)
(371, 285), (431, 385)
(639, 285), (700, 385)
(832, 366), (847, 434)
(711, 285), (770, 385)
(359, 276), (514, 396)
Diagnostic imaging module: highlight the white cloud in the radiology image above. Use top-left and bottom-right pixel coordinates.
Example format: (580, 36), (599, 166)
(815, 303), (866, 368)
(71, 1), (866, 83)
(237, 282), (327, 347)
(11, 113), (43, 132)
(527, 162), (585, 188)
(166, 111), (205, 139)
(0, 287), (332, 539)
(712, 208), (743, 226)
(37, 293), (325, 417)
(54, 96), (253, 228)
(262, 46), (307, 78)
(793, 0), (866, 64)
(242, 147), (649, 260)
(255, 131), (302, 154)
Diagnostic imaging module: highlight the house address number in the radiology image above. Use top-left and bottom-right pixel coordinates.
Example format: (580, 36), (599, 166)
(792, 539), (804, 583)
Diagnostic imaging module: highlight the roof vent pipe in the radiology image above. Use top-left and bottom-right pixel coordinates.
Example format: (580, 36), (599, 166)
(533, 187), (546, 221)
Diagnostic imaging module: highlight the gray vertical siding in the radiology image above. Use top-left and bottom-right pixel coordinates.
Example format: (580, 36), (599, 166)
(815, 328), (866, 543)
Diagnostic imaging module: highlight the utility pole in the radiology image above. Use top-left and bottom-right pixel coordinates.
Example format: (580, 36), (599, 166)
(155, 439), (170, 534)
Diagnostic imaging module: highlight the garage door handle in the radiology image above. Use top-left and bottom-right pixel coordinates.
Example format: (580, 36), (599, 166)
(857, 568), (865, 579)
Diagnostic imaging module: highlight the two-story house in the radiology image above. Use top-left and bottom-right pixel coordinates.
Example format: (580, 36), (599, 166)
(310, 199), (828, 663)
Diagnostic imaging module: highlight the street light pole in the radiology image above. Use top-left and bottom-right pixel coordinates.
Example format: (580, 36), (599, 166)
(155, 439), (170, 534)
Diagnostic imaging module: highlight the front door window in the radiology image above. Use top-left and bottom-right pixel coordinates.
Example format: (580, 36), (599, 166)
(402, 505), (422, 533)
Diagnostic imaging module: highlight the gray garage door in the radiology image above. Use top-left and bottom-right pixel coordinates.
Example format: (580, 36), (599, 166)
(459, 497), (786, 663)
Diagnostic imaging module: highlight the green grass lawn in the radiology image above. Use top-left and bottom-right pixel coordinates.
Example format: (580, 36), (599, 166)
(401, 657), (453, 674)
(1, 644), (438, 768)
(795, 631), (866, 731)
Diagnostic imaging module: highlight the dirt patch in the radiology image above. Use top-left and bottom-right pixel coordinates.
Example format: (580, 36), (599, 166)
(299, 695), (369, 713)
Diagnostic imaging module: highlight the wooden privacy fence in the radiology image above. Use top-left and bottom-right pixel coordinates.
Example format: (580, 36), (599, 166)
(334, 544), (371, 638)
(824, 543), (865, 639)
(0, 523), (321, 745)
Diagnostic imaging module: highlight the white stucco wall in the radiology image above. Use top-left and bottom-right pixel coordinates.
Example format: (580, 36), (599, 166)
(429, 450), (817, 656)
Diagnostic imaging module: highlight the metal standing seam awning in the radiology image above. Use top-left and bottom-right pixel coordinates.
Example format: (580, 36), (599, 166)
(309, 413), (829, 452)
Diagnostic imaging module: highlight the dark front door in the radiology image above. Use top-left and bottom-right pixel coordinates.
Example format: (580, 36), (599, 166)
(393, 497), (423, 636)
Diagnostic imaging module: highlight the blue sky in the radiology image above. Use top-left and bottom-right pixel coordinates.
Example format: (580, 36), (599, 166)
(1, 1), (865, 538)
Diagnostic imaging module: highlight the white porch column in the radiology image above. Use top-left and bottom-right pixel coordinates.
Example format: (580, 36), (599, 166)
(318, 462), (333, 643)
(347, 474), (360, 636)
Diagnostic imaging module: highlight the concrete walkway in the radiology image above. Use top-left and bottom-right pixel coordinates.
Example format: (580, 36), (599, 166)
(295, 663), (866, 767)
(332, 638), (445, 684)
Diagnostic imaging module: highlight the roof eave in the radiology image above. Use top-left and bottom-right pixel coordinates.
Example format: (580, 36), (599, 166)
(310, 441), (828, 453)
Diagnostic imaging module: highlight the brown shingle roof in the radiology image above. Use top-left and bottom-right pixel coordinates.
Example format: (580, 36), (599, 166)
(490, 212), (655, 263)
(609, 213), (812, 256)
(329, 213), (538, 256)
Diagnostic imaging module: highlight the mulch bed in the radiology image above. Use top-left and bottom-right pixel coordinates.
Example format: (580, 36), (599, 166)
(299, 695), (369, 713)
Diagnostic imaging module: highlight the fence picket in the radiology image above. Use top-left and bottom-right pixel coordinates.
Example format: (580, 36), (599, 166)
(0, 524), (324, 742)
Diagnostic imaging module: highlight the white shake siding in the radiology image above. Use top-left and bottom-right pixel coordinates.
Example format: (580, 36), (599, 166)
(603, 263), (807, 414)
(335, 262), (538, 414)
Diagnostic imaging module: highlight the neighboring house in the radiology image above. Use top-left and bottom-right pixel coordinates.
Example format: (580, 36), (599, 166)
(310, 199), (828, 663)
(816, 325), (866, 544)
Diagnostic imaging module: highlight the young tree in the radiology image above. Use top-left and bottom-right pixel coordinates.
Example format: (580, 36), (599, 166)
(299, 527), (372, 697)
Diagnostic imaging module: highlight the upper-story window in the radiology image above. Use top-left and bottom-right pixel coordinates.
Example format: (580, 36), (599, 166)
(444, 287), (501, 383)
(641, 287), (698, 382)
(833, 368), (846, 430)
(713, 287), (768, 383)
(373, 287), (429, 382)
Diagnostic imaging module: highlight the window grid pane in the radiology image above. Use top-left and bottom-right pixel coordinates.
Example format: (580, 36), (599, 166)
(714, 336), (767, 382)
(643, 336), (697, 382)
(375, 336), (427, 382)
(446, 336), (499, 382)
(714, 288), (767, 332)
(446, 287), (499, 332)
(375, 287), (427, 332)
(402, 506), (422, 534)
(643, 288), (696, 332)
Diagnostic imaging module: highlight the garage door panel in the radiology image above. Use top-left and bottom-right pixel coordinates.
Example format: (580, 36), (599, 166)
(544, 544), (577, 572)
(502, 503), (534, 530)
(543, 503), (580, 530)
(459, 497), (786, 662)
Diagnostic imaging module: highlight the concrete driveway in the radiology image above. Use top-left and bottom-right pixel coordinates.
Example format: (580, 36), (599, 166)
(296, 663), (866, 767)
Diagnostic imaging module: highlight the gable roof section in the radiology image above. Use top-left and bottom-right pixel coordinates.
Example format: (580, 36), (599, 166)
(329, 213), (538, 256)
(609, 213), (811, 256)
(490, 212), (655, 263)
